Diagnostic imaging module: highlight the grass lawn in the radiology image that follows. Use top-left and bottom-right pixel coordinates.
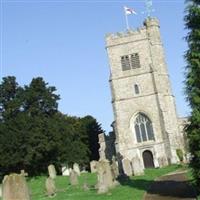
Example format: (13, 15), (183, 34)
(27, 164), (182, 200)
(0, 165), (183, 200)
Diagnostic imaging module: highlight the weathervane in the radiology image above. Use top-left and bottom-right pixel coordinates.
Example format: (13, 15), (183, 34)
(143, 0), (155, 17)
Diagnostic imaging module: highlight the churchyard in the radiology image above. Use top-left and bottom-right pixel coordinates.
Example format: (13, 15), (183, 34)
(0, 164), (187, 200)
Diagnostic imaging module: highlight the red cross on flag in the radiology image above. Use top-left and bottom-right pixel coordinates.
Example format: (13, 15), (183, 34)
(124, 6), (137, 15)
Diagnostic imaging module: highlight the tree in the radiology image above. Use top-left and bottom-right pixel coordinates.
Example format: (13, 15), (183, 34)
(80, 116), (104, 161)
(0, 76), (23, 121)
(184, 0), (200, 188)
(0, 77), (61, 176)
(0, 76), (104, 177)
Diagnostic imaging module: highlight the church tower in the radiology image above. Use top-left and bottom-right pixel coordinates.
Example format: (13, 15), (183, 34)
(106, 18), (185, 172)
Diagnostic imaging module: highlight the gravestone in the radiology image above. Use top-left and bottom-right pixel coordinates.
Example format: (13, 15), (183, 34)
(45, 177), (56, 197)
(90, 160), (98, 173)
(111, 157), (119, 178)
(96, 159), (116, 194)
(62, 166), (70, 176)
(2, 173), (31, 200)
(69, 170), (78, 186)
(48, 164), (57, 179)
(98, 133), (106, 160)
(20, 170), (28, 177)
(73, 163), (80, 176)
(122, 158), (133, 176)
(0, 185), (2, 198)
(158, 157), (168, 167)
(131, 157), (144, 176)
(83, 182), (90, 191)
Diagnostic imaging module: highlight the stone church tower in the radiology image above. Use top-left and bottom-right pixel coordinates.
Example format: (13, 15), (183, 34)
(105, 17), (186, 173)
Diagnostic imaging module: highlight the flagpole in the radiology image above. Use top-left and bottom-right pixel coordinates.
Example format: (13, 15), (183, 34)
(125, 13), (129, 30)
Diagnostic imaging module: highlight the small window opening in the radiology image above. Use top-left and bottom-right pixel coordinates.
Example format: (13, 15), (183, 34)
(134, 84), (140, 95)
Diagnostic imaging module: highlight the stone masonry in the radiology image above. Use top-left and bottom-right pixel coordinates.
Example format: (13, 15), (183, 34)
(105, 17), (187, 173)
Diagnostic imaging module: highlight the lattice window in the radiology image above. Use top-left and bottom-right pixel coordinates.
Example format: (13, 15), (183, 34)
(134, 113), (155, 143)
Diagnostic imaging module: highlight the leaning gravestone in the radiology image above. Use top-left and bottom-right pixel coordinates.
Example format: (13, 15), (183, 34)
(2, 173), (31, 200)
(69, 170), (78, 186)
(122, 158), (133, 176)
(48, 164), (57, 179)
(96, 159), (116, 194)
(111, 157), (119, 179)
(45, 177), (56, 197)
(90, 160), (98, 173)
(73, 163), (80, 176)
(131, 156), (144, 176)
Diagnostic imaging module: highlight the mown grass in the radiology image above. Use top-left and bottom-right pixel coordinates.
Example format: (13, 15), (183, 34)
(23, 164), (182, 200)
(0, 165), (184, 200)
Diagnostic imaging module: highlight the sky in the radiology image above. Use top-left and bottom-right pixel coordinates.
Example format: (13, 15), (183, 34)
(0, 0), (189, 133)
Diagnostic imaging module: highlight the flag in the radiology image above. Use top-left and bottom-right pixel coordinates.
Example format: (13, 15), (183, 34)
(124, 6), (137, 15)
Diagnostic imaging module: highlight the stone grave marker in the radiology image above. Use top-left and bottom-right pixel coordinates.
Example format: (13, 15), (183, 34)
(122, 158), (133, 176)
(2, 173), (31, 200)
(73, 163), (80, 176)
(48, 164), (57, 179)
(69, 170), (78, 186)
(111, 157), (119, 179)
(158, 157), (168, 167)
(90, 160), (98, 173)
(0, 185), (2, 198)
(45, 177), (56, 197)
(96, 159), (116, 194)
(131, 157), (144, 176)
(83, 182), (90, 191)
(98, 133), (106, 160)
(20, 170), (28, 177)
(62, 166), (70, 176)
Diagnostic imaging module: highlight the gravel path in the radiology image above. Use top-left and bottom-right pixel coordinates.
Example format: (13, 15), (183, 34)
(143, 171), (197, 200)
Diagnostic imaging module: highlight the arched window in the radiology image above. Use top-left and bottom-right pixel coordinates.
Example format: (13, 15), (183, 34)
(134, 113), (155, 143)
(134, 84), (140, 95)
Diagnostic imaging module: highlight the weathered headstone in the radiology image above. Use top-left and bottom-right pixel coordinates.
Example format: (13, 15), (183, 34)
(45, 177), (56, 197)
(98, 133), (106, 160)
(122, 158), (133, 176)
(62, 166), (70, 176)
(48, 164), (57, 179)
(20, 170), (28, 177)
(158, 157), (168, 167)
(90, 160), (98, 173)
(131, 157), (144, 176)
(83, 182), (90, 191)
(69, 170), (78, 186)
(73, 163), (80, 176)
(0, 185), (2, 198)
(2, 173), (31, 200)
(96, 159), (116, 194)
(111, 157), (119, 178)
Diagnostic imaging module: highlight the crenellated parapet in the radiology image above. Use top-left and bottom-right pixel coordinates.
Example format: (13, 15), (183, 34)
(105, 17), (160, 47)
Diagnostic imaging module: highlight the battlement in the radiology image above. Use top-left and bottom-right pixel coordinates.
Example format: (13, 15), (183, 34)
(105, 26), (146, 41)
(105, 17), (160, 47)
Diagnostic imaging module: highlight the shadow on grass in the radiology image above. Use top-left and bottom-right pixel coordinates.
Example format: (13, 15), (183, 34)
(118, 175), (197, 199)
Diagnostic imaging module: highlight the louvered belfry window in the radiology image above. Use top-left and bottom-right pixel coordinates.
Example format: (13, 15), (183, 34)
(121, 53), (140, 71)
(121, 55), (131, 71)
(131, 53), (140, 69)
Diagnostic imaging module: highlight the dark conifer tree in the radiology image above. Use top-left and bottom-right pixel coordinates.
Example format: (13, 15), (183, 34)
(184, 0), (200, 188)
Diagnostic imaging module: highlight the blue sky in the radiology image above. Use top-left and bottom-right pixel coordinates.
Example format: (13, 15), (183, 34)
(0, 0), (189, 133)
